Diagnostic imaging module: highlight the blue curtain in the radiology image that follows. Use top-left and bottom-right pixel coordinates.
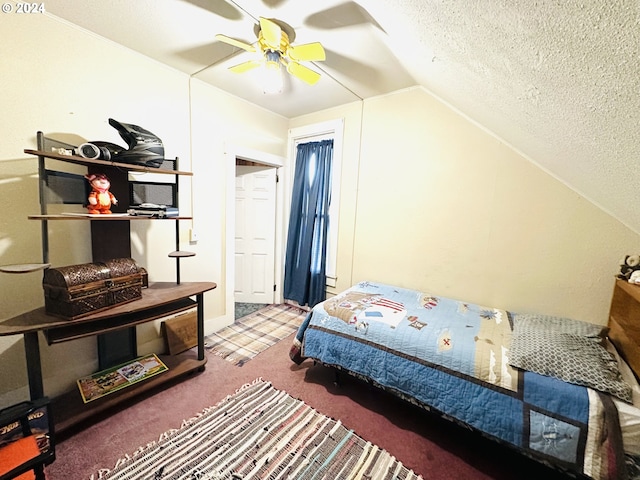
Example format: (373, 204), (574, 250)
(283, 139), (334, 307)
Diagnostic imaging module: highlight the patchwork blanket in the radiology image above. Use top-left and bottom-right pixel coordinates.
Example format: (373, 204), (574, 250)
(290, 281), (626, 480)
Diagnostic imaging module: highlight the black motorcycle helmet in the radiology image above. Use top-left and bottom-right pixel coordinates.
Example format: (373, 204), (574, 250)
(108, 118), (165, 168)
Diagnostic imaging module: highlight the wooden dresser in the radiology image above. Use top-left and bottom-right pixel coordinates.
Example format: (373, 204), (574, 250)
(608, 279), (640, 380)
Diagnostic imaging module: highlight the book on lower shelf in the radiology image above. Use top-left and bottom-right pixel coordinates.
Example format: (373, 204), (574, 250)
(77, 353), (168, 403)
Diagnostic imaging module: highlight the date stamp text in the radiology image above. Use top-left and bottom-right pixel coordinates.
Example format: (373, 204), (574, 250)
(2, 3), (46, 14)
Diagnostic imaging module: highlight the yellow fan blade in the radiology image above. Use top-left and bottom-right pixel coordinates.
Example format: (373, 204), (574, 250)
(259, 17), (282, 49)
(287, 61), (321, 85)
(229, 60), (262, 73)
(287, 42), (326, 62)
(215, 34), (256, 52)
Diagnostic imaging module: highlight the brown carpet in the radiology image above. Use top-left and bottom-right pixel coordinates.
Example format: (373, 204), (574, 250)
(47, 333), (572, 480)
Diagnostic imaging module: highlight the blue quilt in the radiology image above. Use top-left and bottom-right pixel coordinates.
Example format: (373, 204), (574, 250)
(290, 281), (626, 480)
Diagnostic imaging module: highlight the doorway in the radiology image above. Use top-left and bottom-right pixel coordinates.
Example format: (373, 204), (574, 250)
(235, 164), (277, 305)
(225, 146), (285, 326)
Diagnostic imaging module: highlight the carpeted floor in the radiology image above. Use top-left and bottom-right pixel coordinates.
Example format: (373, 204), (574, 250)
(90, 379), (423, 479)
(48, 332), (573, 480)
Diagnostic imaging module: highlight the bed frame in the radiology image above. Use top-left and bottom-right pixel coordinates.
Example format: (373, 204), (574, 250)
(608, 279), (640, 381)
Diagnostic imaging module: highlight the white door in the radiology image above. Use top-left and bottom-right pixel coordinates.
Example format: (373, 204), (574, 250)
(235, 165), (277, 304)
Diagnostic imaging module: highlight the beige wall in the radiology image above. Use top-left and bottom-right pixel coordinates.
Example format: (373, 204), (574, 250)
(187, 78), (288, 331)
(0, 13), (288, 404)
(293, 87), (640, 324)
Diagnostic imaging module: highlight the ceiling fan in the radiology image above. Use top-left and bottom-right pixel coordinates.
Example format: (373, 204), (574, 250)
(216, 17), (326, 90)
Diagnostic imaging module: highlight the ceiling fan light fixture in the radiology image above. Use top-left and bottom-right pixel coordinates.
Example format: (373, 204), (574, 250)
(217, 17), (325, 92)
(262, 50), (283, 94)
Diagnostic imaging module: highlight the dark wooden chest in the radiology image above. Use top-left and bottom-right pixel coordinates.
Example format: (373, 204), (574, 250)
(43, 258), (146, 320)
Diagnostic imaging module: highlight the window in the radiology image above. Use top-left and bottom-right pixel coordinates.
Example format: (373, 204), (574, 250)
(287, 119), (343, 287)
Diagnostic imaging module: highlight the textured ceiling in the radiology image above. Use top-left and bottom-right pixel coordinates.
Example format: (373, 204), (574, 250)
(43, 0), (640, 234)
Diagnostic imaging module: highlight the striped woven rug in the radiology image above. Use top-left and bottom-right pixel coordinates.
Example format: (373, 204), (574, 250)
(205, 304), (307, 366)
(90, 380), (423, 480)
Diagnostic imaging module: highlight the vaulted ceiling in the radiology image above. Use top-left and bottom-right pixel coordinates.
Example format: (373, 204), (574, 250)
(45, 0), (640, 234)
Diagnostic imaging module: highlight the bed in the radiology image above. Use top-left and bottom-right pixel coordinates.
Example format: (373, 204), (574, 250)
(290, 280), (640, 480)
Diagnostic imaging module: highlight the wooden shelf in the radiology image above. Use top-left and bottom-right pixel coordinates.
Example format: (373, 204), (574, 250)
(28, 214), (193, 221)
(169, 250), (196, 258)
(52, 350), (206, 435)
(14, 141), (211, 438)
(25, 149), (193, 176)
(43, 298), (197, 344)
(1, 282), (216, 434)
(0, 282), (216, 337)
(0, 263), (50, 274)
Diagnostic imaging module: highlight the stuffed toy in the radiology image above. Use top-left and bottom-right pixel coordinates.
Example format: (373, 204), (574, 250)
(618, 255), (640, 283)
(85, 173), (117, 214)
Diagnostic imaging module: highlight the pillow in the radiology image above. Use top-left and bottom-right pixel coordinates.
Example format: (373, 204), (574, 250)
(509, 313), (632, 403)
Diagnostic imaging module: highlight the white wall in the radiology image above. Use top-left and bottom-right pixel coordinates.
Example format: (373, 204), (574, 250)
(292, 87), (640, 324)
(0, 13), (288, 405)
